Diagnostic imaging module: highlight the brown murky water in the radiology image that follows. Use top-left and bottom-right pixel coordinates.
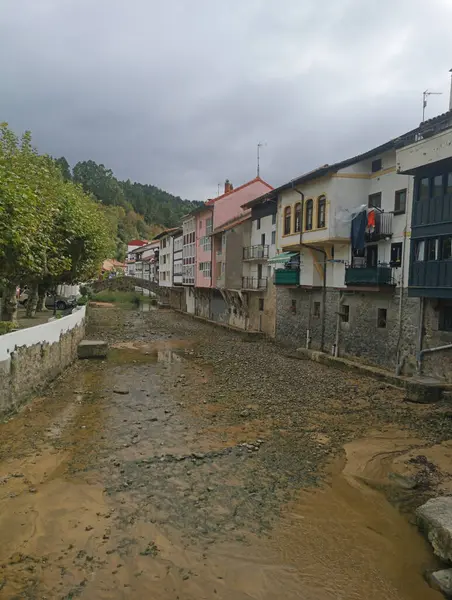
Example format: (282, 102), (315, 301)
(0, 307), (445, 599)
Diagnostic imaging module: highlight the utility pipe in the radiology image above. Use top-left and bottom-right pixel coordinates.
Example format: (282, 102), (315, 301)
(416, 297), (425, 374)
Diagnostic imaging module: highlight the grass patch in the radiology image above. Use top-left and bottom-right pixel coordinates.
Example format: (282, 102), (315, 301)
(91, 290), (141, 305)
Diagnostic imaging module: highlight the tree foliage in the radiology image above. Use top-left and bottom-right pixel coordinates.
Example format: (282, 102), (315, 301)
(0, 124), (113, 320)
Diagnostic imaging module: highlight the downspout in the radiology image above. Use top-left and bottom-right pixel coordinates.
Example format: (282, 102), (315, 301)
(334, 290), (344, 357)
(292, 187), (310, 347)
(416, 296), (425, 374)
(395, 178), (412, 375)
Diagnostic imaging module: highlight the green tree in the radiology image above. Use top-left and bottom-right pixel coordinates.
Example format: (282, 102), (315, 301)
(55, 156), (72, 181)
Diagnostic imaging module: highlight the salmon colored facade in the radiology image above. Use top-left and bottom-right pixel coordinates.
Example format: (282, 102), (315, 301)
(195, 207), (214, 288)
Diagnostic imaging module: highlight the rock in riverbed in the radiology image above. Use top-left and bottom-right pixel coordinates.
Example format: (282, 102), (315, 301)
(417, 497), (452, 562)
(428, 569), (452, 597)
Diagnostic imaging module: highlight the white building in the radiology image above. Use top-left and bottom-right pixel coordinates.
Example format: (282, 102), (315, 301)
(182, 214), (196, 313)
(126, 239), (148, 276)
(154, 228), (181, 287)
(172, 230), (183, 285)
(130, 241), (159, 282)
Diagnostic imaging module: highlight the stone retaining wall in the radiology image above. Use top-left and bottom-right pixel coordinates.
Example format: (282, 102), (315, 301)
(0, 307), (86, 417)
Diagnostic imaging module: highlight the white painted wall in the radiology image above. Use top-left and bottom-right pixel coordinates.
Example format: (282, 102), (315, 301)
(173, 234), (183, 285)
(396, 129), (452, 173)
(0, 306), (86, 364)
(159, 234), (173, 287)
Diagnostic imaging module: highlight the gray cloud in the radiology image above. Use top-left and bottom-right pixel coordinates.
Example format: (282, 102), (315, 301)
(1, 0), (452, 200)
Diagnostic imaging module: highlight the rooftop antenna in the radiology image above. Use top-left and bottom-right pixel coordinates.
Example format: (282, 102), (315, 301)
(449, 69), (452, 111)
(422, 89), (442, 122)
(257, 142), (266, 177)
(217, 183), (220, 197)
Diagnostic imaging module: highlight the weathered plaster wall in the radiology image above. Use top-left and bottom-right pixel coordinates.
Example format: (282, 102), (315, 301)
(0, 307), (86, 417)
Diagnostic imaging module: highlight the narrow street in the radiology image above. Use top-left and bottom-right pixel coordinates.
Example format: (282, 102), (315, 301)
(0, 306), (451, 599)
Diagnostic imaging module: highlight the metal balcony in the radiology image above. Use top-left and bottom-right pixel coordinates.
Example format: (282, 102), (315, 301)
(366, 212), (393, 242)
(242, 277), (268, 290)
(345, 264), (394, 288)
(274, 269), (300, 286)
(243, 245), (269, 261)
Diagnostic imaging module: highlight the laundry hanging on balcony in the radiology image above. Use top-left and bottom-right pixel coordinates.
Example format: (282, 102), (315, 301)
(351, 210), (366, 251)
(367, 209), (376, 234)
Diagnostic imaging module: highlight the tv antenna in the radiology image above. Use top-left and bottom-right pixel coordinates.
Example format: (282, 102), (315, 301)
(422, 89), (442, 122)
(257, 142), (266, 177)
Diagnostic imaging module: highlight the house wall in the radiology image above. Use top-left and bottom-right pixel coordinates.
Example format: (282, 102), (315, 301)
(396, 128), (452, 174)
(195, 209), (213, 288)
(212, 179), (272, 230)
(224, 223), (248, 290)
(185, 286), (195, 314)
(211, 290), (228, 323)
(0, 307), (86, 417)
(173, 234), (183, 286)
(421, 298), (452, 381)
(182, 216), (196, 286)
(159, 235), (173, 287)
(194, 288), (211, 319)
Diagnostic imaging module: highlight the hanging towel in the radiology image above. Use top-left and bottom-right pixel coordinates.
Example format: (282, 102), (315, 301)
(367, 209), (376, 230)
(351, 210), (366, 251)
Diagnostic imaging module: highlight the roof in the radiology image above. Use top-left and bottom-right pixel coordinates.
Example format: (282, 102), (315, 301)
(205, 177), (273, 206)
(211, 212), (251, 235)
(127, 239), (148, 247)
(243, 112), (452, 209)
(152, 227), (181, 241)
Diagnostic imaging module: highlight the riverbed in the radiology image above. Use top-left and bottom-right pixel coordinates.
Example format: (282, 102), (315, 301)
(0, 306), (451, 599)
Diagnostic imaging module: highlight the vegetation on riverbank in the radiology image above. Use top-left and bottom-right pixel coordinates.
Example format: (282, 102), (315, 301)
(90, 290), (156, 306)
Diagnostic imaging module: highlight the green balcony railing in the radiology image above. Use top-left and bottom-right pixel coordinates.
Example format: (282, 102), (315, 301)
(345, 265), (393, 286)
(274, 268), (299, 285)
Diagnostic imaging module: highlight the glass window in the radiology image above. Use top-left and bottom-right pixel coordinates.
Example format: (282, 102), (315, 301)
(341, 305), (349, 323)
(439, 303), (452, 331)
(271, 230), (276, 245)
(442, 237), (452, 260)
(305, 199), (313, 231)
(415, 240), (425, 261)
(258, 298), (264, 311)
(419, 178), (429, 201)
(199, 220), (202, 230)
(426, 238), (438, 261)
(368, 193), (381, 209)
(294, 203), (301, 232)
(390, 242), (403, 266)
(283, 206), (291, 235)
(377, 308), (387, 328)
(394, 189), (406, 214)
(433, 175), (444, 198)
(447, 173), (452, 196)
(256, 218), (261, 230)
(317, 196), (326, 228)
(314, 302), (321, 318)
(272, 213), (276, 225)
(371, 159), (382, 173)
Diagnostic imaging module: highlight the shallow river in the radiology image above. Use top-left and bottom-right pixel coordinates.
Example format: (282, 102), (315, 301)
(0, 307), (445, 599)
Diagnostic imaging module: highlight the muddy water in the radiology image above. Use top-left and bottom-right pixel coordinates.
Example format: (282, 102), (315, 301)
(0, 308), (443, 599)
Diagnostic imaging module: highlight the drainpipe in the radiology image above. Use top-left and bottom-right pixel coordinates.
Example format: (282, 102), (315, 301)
(334, 290), (345, 357)
(418, 343), (452, 368)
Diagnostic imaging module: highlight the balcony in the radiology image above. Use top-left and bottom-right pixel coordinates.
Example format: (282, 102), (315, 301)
(345, 264), (394, 289)
(242, 277), (268, 290)
(274, 268), (300, 286)
(243, 245), (269, 261)
(366, 212), (393, 242)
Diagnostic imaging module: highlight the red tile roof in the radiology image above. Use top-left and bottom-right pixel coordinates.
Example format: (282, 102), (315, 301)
(205, 177), (273, 206)
(128, 239), (148, 246)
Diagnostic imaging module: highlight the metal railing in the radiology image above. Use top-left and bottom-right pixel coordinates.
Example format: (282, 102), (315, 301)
(345, 263), (394, 286)
(243, 245), (269, 260)
(242, 277), (268, 290)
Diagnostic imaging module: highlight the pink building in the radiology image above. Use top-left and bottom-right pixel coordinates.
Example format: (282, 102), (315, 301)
(195, 207), (214, 288)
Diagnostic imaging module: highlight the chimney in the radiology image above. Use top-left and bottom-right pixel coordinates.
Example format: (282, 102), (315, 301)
(224, 179), (233, 194)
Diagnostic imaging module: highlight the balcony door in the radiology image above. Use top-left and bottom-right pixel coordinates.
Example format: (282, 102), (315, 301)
(366, 244), (378, 267)
(257, 264), (263, 281)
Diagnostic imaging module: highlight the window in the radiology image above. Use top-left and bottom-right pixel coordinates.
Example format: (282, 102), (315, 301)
(433, 175), (443, 198)
(341, 305), (349, 323)
(426, 238), (438, 261)
(199, 220), (202, 230)
(291, 299), (297, 313)
(283, 206), (291, 235)
(394, 189), (407, 214)
(368, 192), (382, 209)
(331, 245), (335, 259)
(305, 199), (313, 231)
(271, 231), (276, 245)
(442, 237), (452, 260)
(415, 240), (425, 261)
(439, 303), (452, 331)
(447, 173), (452, 196)
(258, 298), (264, 311)
(256, 218), (261, 230)
(272, 213), (276, 225)
(419, 178), (429, 201)
(206, 217), (213, 235)
(390, 242), (403, 267)
(313, 302), (321, 318)
(371, 158), (382, 173)
(294, 203), (302, 232)
(377, 308), (387, 329)
(261, 233), (266, 246)
(317, 196), (326, 228)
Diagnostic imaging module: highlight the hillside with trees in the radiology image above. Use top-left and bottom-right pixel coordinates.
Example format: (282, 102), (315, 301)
(56, 158), (201, 259)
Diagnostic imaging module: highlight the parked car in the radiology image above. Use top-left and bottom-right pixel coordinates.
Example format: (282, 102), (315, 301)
(18, 290), (77, 311)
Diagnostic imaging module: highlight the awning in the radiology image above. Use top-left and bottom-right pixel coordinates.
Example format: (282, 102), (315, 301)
(268, 251), (299, 264)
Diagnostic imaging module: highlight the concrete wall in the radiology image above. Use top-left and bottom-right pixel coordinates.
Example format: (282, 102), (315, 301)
(211, 290), (228, 323)
(422, 298), (452, 381)
(397, 129), (452, 173)
(0, 307), (86, 417)
(194, 288), (211, 319)
(225, 224), (247, 289)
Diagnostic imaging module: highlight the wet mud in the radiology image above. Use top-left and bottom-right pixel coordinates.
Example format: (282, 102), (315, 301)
(0, 306), (450, 599)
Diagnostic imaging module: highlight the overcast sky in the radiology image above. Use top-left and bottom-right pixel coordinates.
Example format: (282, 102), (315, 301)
(1, 0), (452, 200)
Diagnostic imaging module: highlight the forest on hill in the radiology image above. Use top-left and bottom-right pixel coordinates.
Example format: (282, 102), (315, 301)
(55, 158), (202, 259)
